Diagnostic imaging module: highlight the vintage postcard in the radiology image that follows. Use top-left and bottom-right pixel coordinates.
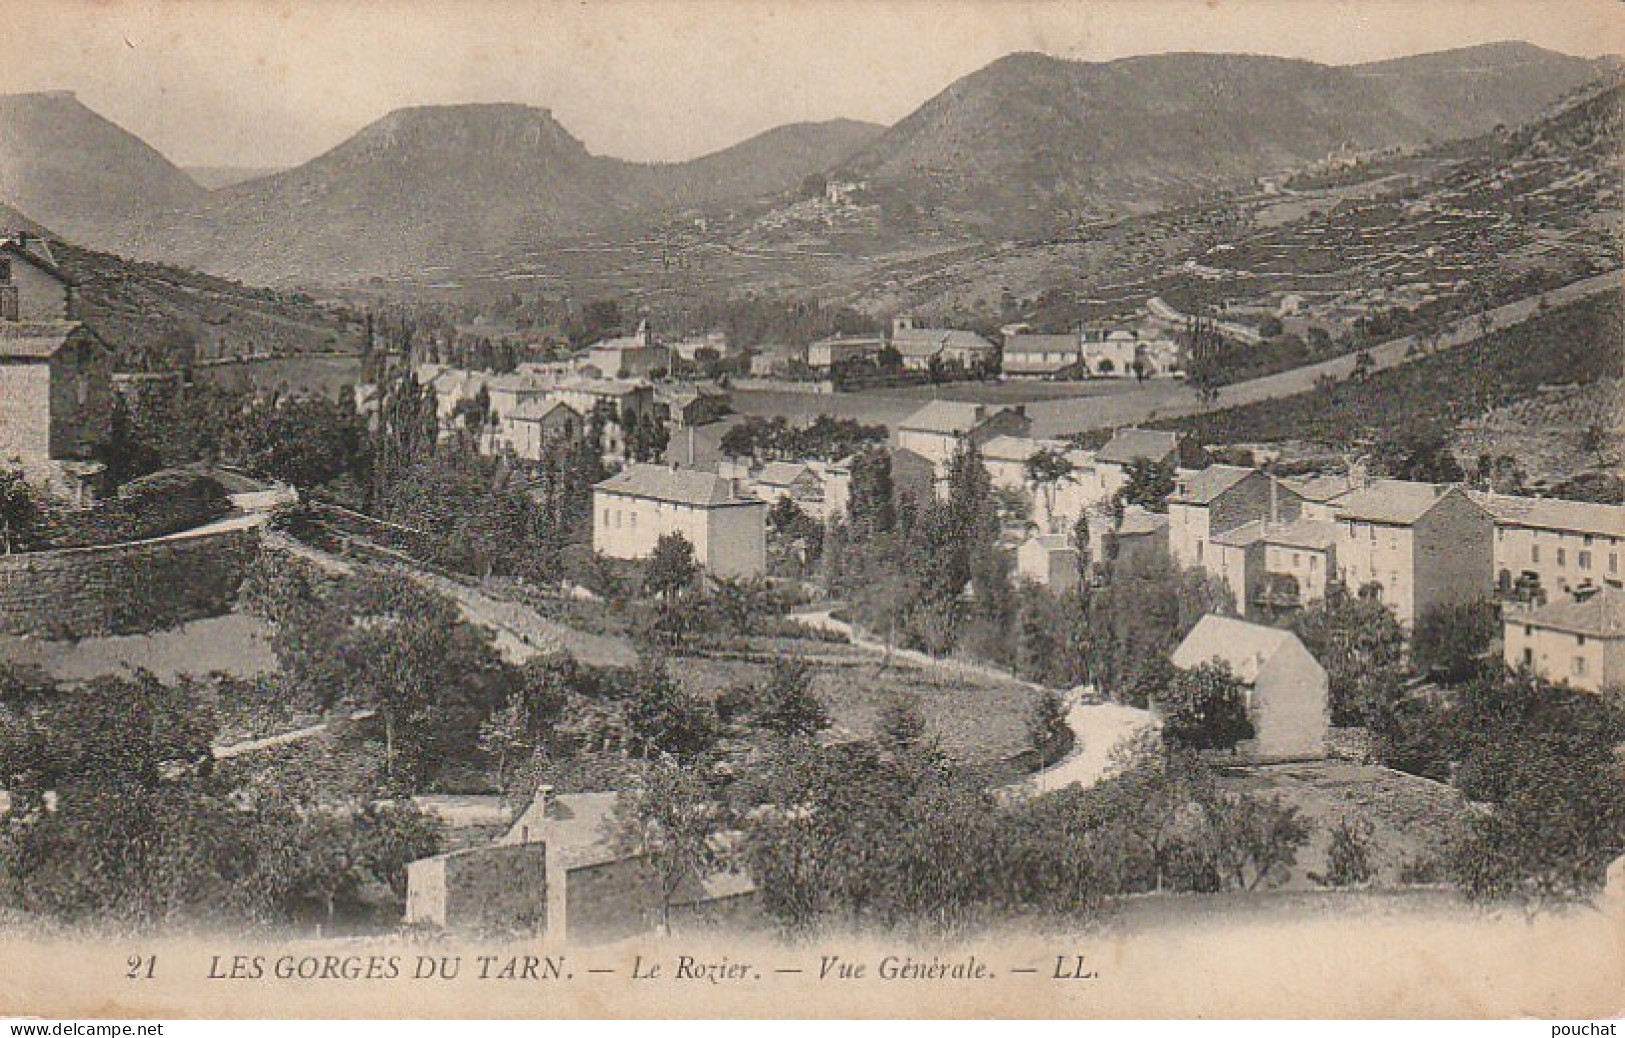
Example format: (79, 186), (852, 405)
(0, 0), (1622, 1020)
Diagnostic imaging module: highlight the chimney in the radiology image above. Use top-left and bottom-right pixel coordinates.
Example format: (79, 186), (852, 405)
(532, 784), (553, 823)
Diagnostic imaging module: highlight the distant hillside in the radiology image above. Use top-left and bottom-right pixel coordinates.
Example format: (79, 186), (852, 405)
(113, 108), (881, 286)
(622, 119), (884, 210)
(48, 239), (362, 372)
(0, 91), (204, 251)
(183, 166), (286, 190)
(832, 43), (1613, 233)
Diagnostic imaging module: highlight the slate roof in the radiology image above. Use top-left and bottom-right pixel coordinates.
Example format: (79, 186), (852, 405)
(1095, 428), (1180, 466)
(1171, 615), (1309, 684)
(0, 322), (78, 360)
(890, 327), (995, 359)
(1261, 517), (1340, 550)
(1003, 333), (1080, 355)
(500, 791), (621, 868)
(595, 463), (760, 507)
(898, 400), (991, 434)
(1515, 587), (1625, 639)
(1170, 465), (1258, 505)
(1468, 492), (1625, 539)
(756, 461), (819, 488)
(509, 398), (580, 422)
(1334, 479), (1462, 524)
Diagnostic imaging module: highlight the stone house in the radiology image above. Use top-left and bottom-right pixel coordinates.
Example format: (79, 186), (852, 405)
(1015, 533), (1080, 594)
(1001, 333), (1082, 378)
(488, 400), (583, 461)
(406, 789), (759, 942)
(1082, 428), (1208, 503)
(894, 401), (1032, 478)
(751, 461), (826, 518)
(822, 446), (936, 524)
(1171, 614), (1330, 761)
(592, 463), (767, 578)
(1333, 481), (1494, 627)
(1168, 465), (1305, 575)
(806, 334), (884, 371)
(0, 241), (111, 502)
(1469, 492), (1625, 602)
(887, 316), (997, 371)
(1502, 587), (1624, 694)
(1, 235), (76, 322)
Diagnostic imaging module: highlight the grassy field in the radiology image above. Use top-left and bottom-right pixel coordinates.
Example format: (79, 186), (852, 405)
(0, 612), (276, 683)
(672, 637), (1039, 765)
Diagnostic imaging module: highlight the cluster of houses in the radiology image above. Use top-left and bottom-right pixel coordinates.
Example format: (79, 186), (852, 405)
(584, 391), (1625, 698)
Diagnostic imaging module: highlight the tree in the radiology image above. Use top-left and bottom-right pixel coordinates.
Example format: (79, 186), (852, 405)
(1026, 689), (1068, 758)
(0, 466), (44, 555)
(1024, 448), (1074, 526)
(643, 532), (699, 601)
(1350, 348), (1374, 382)
(623, 658), (719, 760)
(1116, 457), (1176, 513)
(750, 658), (830, 739)
(1314, 818), (1376, 887)
(268, 571), (517, 787)
(1158, 661), (1254, 751)
(605, 760), (727, 933)
(848, 447), (897, 536)
(1289, 592), (1408, 727)
(1411, 600), (1499, 684)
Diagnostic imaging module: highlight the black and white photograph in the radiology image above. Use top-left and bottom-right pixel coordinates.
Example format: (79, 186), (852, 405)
(0, 0), (1620, 1021)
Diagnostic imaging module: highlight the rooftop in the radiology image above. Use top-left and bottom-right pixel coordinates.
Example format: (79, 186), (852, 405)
(595, 463), (760, 508)
(1469, 492), (1625, 539)
(756, 461), (817, 487)
(898, 400), (1010, 435)
(0, 322), (81, 360)
(1170, 464), (1259, 505)
(1171, 614), (1308, 684)
(1095, 428), (1180, 466)
(1513, 587), (1625, 639)
(1261, 517), (1341, 551)
(1003, 333), (1080, 354)
(1334, 479), (1462, 525)
(500, 790), (621, 868)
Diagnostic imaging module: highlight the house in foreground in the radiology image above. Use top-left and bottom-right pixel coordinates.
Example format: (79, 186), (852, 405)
(592, 463), (767, 578)
(1170, 615), (1330, 761)
(1502, 586), (1624, 694)
(405, 788), (758, 942)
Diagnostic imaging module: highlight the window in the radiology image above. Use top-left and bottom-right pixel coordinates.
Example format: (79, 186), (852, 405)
(1310, 556), (1319, 570)
(1497, 528), (1505, 541)
(1369, 525), (1377, 543)
(1612, 554), (1619, 575)
(629, 512), (637, 530)
(1532, 544), (1541, 564)
(1578, 634), (1587, 646)
(1574, 657), (1588, 677)
(1557, 548), (1566, 567)
(1579, 550), (1592, 571)
(1293, 553), (1302, 567)
(1196, 540), (1204, 563)
(1584, 534), (1594, 546)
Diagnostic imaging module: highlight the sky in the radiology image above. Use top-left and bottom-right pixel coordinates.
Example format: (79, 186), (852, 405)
(1, 0), (1621, 169)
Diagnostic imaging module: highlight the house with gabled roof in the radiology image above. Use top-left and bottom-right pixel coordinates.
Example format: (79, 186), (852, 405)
(1333, 480), (1494, 626)
(1169, 465), (1304, 577)
(592, 463), (766, 578)
(1170, 615), (1329, 761)
(895, 401), (1032, 477)
(752, 461), (826, 517)
(888, 316), (997, 371)
(0, 240), (110, 502)
(1002, 333), (1081, 378)
(1503, 586), (1625, 693)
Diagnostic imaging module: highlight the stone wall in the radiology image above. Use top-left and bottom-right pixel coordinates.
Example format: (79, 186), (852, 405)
(0, 518), (261, 639)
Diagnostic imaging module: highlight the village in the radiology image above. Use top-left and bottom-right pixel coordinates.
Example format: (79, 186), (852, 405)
(1, 219), (1622, 945)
